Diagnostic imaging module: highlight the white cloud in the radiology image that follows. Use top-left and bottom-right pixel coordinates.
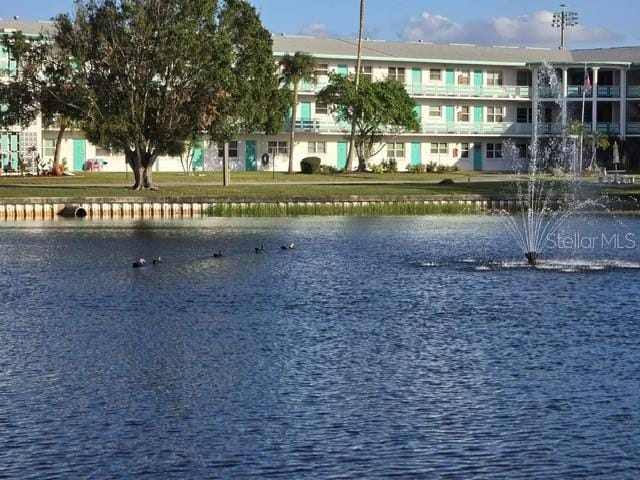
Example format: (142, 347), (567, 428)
(300, 22), (331, 37)
(401, 11), (620, 47)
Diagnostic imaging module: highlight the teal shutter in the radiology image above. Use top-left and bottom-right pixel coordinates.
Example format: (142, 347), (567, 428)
(9, 134), (18, 166)
(337, 65), (348, 77)
(0, 46), (8, 75)
(1, 134), (9, 168)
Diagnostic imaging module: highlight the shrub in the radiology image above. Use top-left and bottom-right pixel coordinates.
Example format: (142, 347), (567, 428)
(300, 156), (321, 174)
(381, 158), (398, 173)
(426, 161), (438, 173)
(320, 164), (339, 175)
(439, 178), (455, 185)
(368, 162), (383, 174)
(406, 163), (427, 174)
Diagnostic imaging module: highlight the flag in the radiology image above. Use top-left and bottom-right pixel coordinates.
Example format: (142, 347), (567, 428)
(583, 67), (592, 93)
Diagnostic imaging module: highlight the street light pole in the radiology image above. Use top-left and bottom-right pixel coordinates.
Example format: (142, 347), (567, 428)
(552, 4), (578, 50)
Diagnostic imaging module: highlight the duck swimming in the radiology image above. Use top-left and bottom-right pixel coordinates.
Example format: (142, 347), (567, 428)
(255, 245), (265, 254)
(132, 257), (146, 268)
(213, 251), (223, 258)
(152, 257), (163, 264)
(280, 242), (296, 250)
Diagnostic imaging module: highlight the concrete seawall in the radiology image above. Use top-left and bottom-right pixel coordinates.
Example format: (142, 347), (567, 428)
(0, 196), (524, 221)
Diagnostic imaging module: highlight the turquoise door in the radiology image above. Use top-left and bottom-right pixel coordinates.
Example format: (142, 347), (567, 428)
(192, 141), (203, 171)
(474, 70), (483, 95)
(411, 143), (421, 167)
(412, 67), (422, 94)
(446, 105), (455, 131)
(338, 65), (348, 77)
(446, 68), (455, 85)
(245, 140), (257, 171)
(337, 141), (348, 169)
(300, 101), (312, 129)
(474, 105), (483, 132)
(413, 105), (422, 123)
(73, 139), (86, 171)
(473, 143), (483, 171)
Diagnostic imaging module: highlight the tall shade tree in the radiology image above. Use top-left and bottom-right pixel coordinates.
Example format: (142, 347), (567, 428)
(55, 0), (281, 190)
(209, 0), (290, 184)
(278, 52), (317, 174)
(318, 74), (421, 171)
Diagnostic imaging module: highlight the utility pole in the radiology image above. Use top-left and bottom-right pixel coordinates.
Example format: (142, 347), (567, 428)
(346, 0), (365, 172)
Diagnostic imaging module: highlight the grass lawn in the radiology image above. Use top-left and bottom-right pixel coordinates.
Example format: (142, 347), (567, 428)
(0, 171), (636, 202)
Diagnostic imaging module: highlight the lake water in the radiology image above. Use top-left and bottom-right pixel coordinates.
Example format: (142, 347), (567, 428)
(0, 216), (639, 478)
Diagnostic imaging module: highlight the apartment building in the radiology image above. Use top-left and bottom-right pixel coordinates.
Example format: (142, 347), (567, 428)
(2, 19), (640, 173)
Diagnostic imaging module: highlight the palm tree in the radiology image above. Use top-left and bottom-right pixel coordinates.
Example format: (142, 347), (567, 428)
(569, 121), (610, 172)
(279, 52), (317, 174)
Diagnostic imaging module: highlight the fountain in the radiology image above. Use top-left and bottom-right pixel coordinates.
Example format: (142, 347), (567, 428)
(501, 62), (591, 267)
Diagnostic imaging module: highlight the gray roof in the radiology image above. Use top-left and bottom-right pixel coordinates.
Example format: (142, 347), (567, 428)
(3, 18), (640, 66)
(272, 35), (640, 66)
(571, 46), (640, 64)
(272, 35), (574, 65)
(0, 18), (54, 36)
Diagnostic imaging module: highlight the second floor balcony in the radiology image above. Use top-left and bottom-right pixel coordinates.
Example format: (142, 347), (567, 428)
(408, 84), (531, 99)
(288, 118), (533, 136)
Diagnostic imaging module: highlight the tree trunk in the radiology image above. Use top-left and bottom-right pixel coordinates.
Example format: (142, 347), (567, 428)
(52, 117), (67, 176)
(223, 142), (230, 186)
(288, 85), (298, 174)
(126, 149), (158, 190)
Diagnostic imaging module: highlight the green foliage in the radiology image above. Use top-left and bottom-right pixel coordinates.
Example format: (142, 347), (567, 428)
(278, 51), (318, 173)
(300, 156), (321, 174)
(317, 74), (421, 170)
(319, 165), (339, 174)
(368, 162), (383, 174)
(279, 52), (318, 91)
(52, 0), (281, 188)
(381, 158), (398, 173)
(406, 163), (427, 174)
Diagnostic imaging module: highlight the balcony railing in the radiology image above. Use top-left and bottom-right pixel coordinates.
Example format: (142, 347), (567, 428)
(538, 86), (563, 98)
(628, 86), (640, 98)
(420, 122), (532, 135)
(597, 86), (620, 98)
(538, 122), (563, 134)
(289, 118), (533, 135)
(298, 80), (329, 93)
(627, 123), (640, 134)
(290, 119), (349, 133)
(596, 122), (620, 134)
(408, 84), (530, 99)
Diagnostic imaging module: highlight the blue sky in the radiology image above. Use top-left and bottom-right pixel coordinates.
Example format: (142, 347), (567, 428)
(4, 0), (639, 49)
